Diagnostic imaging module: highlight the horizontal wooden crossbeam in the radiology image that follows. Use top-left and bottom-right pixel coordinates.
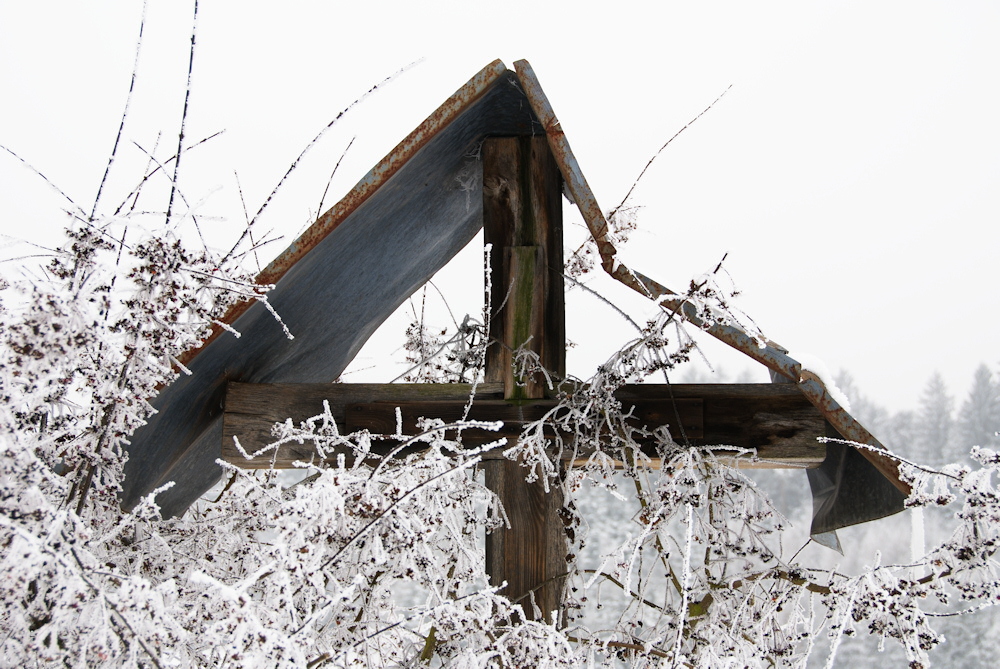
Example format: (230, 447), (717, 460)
(222, 382), (827, 469)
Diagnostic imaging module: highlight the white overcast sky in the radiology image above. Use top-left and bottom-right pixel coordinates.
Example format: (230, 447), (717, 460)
(1, 1), (998, 416)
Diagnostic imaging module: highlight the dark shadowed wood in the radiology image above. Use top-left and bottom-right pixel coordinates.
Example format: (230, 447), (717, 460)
(224, 382), (504, 427)
(222, 382), (503, 466)
(616, 384), (827, 466)
(483, 136), (565, 392)
(222, 383), (827, 468)
(484, 453), (567, 623)
(346, 397), (702, 442)
(482, 136), (566, 624)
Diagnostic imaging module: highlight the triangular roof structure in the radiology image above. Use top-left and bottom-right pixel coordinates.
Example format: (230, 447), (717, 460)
(122, 60), (908, 529)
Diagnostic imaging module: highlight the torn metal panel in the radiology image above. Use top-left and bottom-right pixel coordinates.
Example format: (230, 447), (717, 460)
(808, 423), (907, 535)
(769, 371), (906, 537)
(122, 63), (543, 516)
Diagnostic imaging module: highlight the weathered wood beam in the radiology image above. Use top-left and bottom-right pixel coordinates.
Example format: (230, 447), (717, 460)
(482, 136), (566, 624)
(222, 382), (501, 466)
(483, 138), (565, 395)
(346, 397), (704, 442)
(222, 382), (826, 468)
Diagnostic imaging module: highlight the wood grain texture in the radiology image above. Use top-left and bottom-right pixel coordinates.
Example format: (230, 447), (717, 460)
(222, 383), (826, 468)
(482, 136), (566, 624)
(344, 397), (703, 443)
(503, 246), (545, 399)
(484, 457), (566, 623)
(222, 382), (504, 467)
(483, 136), (565, 391)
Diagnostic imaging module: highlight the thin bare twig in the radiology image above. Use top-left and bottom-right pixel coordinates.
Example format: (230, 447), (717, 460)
(234, 172), (260, 272)
(562, 272), (642, 333)
(113, 130), (223, 217)
(315, 136), (356, 218)
(0, 144), (85, 217)
(165, 0), (199, 226)
(319, 455), (483, 572)
(610, 84), (732, 219)
(237, 60), (420, 251)
(90, 0), (148, 221)
(129, 140), (204, 247)
(566, 636), (672, 661)
(66, 546), (164, 669)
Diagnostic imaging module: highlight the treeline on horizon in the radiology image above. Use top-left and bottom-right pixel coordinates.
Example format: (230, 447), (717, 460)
(835, 363), (1000, 465)
(681, 362), (1000, 464)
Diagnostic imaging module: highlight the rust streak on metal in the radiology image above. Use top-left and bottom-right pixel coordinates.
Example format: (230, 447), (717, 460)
(514, 59), (801, 381)
(514, 58), (909, 495)
(513, 60), (613, 260)
(176, 60), (509, 368)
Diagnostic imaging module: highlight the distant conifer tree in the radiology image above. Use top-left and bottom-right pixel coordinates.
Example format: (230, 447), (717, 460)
(915, 371), (954, 464)
(957, 363), (1000, 447)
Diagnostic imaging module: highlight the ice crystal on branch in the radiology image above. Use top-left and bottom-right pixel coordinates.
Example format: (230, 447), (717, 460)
(401, 287), (487, 384)
(2, 17), (999, 665)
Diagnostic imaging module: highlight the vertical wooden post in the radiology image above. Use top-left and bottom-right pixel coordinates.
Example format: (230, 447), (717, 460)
(482, 136), (566, 624)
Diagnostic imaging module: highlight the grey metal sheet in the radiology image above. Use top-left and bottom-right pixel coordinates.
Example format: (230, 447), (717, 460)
(808, 424), (907, 535)
(121, 64), (543, 516)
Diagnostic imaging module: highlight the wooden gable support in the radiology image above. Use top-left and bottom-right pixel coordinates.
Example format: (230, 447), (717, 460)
(480, 135), (566, 623)
(116, 60), (907, 622)
(220, 137), (840, 624)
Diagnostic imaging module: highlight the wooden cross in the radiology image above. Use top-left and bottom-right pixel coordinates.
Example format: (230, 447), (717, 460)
(221, 137), (828, 623)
